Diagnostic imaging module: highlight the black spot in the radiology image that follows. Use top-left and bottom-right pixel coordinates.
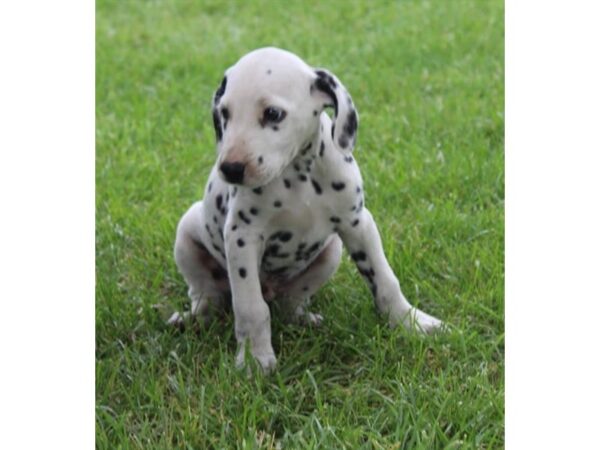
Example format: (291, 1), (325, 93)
(216, 194), (223, 210)
(357, 200), (364, 212)
(239, 268), (247, 278)
(212, 77), (227, 142)
(303, 286), (309, 292)
(356, 186), (362, 193)
(268, 266), (288, 275)
(298, 174), (307, 182)
(212, 109), (223, 142)
(351, 219), (360, 227)
(279, 231), (293, 242)
(351, 251), (367, 262)
(300, 142), (312, 155)
(265, 244), (280, 256)
(331, 181), (346, 191)
(315, 70), (337, 88)
(339, 109), (358, 149)
(293, 163), (301, 172)
(213, 215), (218, 224)
(191, 238), (205, 250)
(238, 210), (251, 225)
(267, 69), (272, 75)
(308, 242), (320, 254)
(330, 216), (341, 224)
(212, 243), (222, 253)
(344, 155), (354, 163)
(268, 231), (293, 242)
(253, 187), (263, 195)
(346, 109), (358, 136)
(311, 178), (322, 195)
(313, 110), (318, 116)
(359, 267), (375, 283)
(208, 182), (212, 193)
(249, 207), (259, 216)
(284, 179), (291, 188)
(314, 70), (339, 119)
(371, 284), (378, 297)
(221, 107), (230, 129)
(272, 126), (279, 131)
(273, 200), (282, 208)
(360, 267), (374, 286)
(237, 238), (245, 247)
(231, 224), (238, 231)
(319, 141), (325, 157)
(214, 76), (227, 103)
(258, 156), (263, 165)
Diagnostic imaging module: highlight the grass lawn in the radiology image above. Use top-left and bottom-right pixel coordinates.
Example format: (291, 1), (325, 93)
(96, 0), (504, 448)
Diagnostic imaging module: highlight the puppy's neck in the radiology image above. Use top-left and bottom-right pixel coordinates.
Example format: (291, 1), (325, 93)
(290, 129), (321, 172)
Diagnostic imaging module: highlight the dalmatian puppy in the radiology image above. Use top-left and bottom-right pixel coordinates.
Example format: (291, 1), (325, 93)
(172, 47), (443, 372)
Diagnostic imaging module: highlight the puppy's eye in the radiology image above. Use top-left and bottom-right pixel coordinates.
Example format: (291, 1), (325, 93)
(263, 107), (286, 123)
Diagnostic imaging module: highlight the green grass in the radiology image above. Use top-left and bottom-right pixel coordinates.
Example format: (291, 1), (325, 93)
(96, 0), (504, 448)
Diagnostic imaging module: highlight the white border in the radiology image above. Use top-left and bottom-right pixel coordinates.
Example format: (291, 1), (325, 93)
(0, 1), (94, 448)
(506, 0), (600, 447)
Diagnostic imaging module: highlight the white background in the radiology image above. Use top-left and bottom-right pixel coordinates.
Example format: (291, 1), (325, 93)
(1, 0), (599, 448)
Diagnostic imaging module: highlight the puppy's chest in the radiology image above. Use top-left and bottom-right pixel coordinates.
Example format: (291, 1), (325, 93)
(259, 197), (335, 274)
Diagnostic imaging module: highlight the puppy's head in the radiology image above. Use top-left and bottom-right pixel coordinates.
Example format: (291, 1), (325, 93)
(211, 47), (358, 187)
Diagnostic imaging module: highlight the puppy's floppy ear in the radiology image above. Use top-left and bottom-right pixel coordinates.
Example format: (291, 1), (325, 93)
(312, 68), (359, 152)
(211, 75), (227, 143)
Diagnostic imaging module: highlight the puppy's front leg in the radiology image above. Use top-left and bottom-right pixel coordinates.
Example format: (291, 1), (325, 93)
(339, 208), (444, 333)
(224, 230), (276, 372)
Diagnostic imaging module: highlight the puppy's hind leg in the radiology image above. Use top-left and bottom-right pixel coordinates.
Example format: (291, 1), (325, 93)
(278, 234), (343, 326)
(172, 201), (229, 328)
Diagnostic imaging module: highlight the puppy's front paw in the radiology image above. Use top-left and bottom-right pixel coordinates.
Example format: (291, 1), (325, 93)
(400, 308), (446, 334)
(235, 344), (277, 374)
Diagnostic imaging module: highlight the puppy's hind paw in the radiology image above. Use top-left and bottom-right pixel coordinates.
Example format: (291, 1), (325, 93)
(166, 311), (186, 331)
(285, 304), (324, 327)
(400, 308), (446, 335)
(304, 312), (324, 327)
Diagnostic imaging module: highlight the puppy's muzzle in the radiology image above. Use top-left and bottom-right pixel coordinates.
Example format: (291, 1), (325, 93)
(219, 161), (246, 184)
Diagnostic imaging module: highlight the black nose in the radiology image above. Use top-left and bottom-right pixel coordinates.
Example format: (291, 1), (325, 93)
(219, 161), (245, 184)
